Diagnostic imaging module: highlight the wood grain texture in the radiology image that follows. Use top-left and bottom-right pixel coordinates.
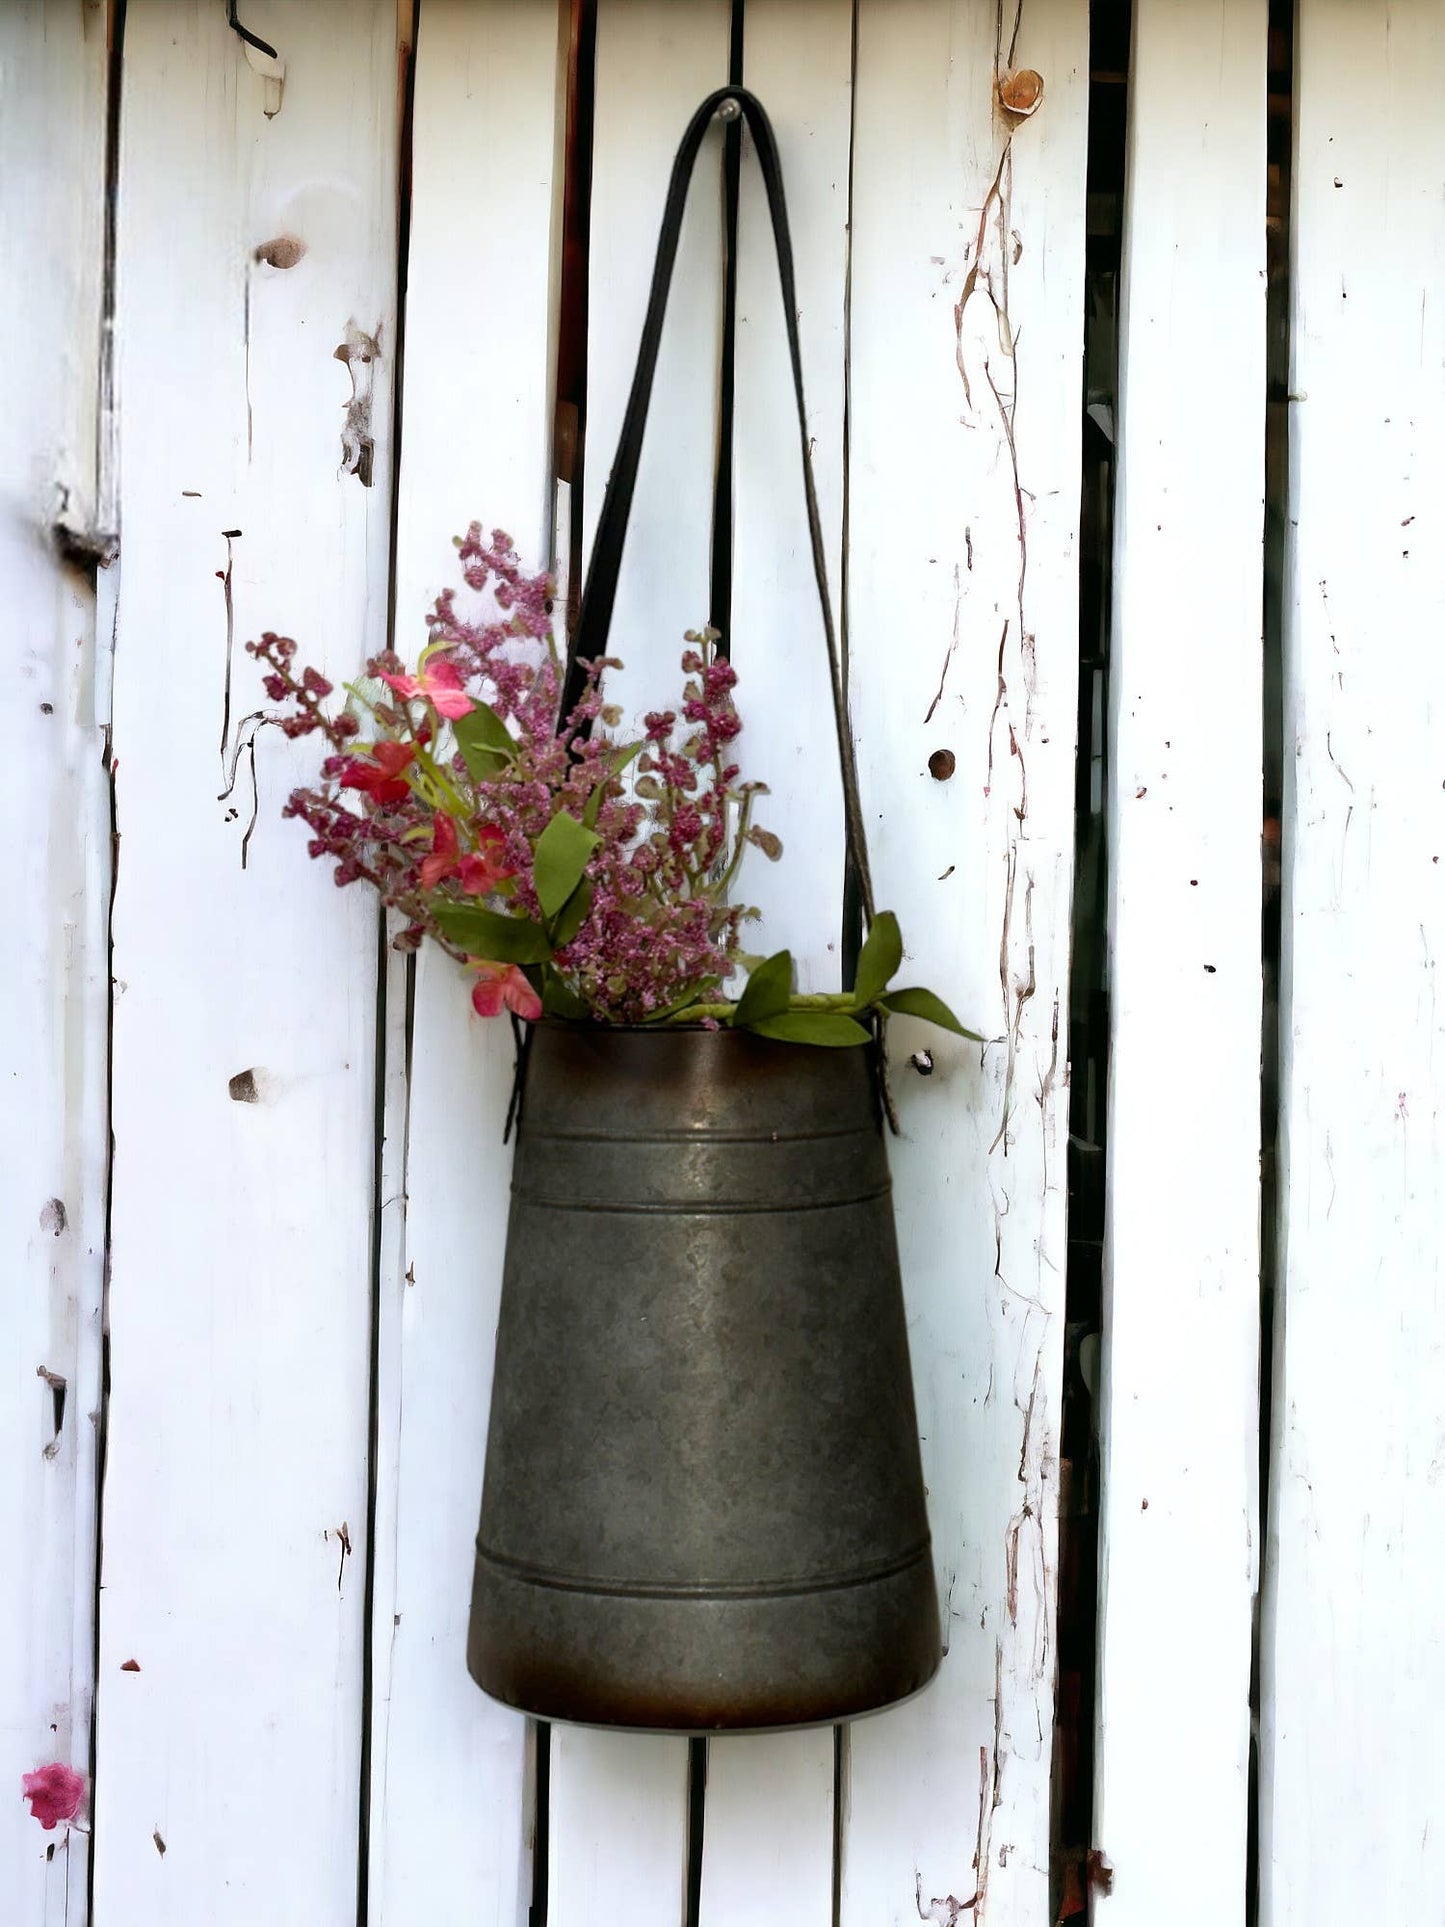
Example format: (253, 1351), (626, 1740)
(841, 4), (1087, 1920)
(364, 5), (564, 1920)
(0, 3), (110, 1918)
(94, 5), (400, 1918)
(1092, 7), (1267, 1922)
(548, 5), (730, 1917)
(1260, 4), (1445, 1920)
(698, 6), (854, 1918)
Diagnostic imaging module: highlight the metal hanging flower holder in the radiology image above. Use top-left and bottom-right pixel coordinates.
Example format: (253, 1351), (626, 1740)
(466, 86), (942, 1733)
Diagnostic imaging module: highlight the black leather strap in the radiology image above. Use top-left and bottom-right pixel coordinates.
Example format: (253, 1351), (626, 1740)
(565, 85), (876, 959)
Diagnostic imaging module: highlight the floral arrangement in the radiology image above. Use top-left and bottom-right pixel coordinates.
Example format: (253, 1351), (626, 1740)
(252, 523), (972, 1047)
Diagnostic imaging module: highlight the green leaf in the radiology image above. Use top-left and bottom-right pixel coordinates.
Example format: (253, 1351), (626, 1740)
(433, 902), (553, 965)
(750, 1011), (872, 1048)
(733, 950), (794, 1027)
(532, 810), (600, 919)
(453, 702), (517, 781)
(853, 909), (904, 1007)
(877, 985), (984, 1041)
(542, 971), (591, 1021)
(548, 877), (593, 949)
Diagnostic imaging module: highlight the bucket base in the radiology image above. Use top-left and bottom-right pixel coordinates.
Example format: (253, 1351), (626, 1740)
(467, 1538), (942, 1732)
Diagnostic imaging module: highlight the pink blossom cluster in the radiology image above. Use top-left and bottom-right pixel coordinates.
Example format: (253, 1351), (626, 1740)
(22, 1763), (86, 1831)
(251, 525), (777, 1025)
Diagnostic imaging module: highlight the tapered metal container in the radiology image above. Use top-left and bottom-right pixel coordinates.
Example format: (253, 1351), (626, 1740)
(466, 1022), (941, 1731)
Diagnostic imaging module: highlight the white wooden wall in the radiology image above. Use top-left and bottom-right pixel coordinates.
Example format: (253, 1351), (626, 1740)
(1259, 3), (1445, 1922)
(1094, 5), (1266, 1922)
(5, 0), (1445, 1921)
(2, 3), (110, 1917)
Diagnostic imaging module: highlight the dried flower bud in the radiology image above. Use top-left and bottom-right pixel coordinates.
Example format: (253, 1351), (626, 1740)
(747, 827), (784, 862)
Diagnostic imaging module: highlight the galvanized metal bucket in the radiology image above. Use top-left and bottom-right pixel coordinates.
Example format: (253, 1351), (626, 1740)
(466, 86), (942, 1728)
(466, 1022), (941, 1729)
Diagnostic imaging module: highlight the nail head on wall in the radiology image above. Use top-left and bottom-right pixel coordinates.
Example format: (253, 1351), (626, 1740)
(997, 68), (1045, 118)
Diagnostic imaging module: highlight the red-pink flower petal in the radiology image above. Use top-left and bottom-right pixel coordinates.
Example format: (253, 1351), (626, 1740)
(469, 962), (541, 1022)
(426, 657), (466, 691)
(455, 853), (499, 894)
(430, 687), (475, 719)
(384, 660), (472, 717)
(499, 965), (543, 1022)
(340, 739), (415, 806)
(470, 974), (505, 1018)
(379, 671), (422, 701)
(22, 1764), (86, 1831)
(371, 741), (415, 779)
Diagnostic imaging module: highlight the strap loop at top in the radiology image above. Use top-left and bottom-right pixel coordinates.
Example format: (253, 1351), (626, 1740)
(564, 85), (877, 957)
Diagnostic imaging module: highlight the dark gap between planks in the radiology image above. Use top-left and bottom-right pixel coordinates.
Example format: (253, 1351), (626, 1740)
(88, 2), (129, 1919)
(357, 8), (421, 1925)
(1050, 0), (1130, 1918)
(1250, 3), (1295, 1922)
(685, 8), (745, 1920)
(531, 2), (599, 1917)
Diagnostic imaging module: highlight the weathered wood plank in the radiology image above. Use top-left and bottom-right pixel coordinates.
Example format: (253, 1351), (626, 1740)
(366, 11), (565, 1917)
(1092, 8), (1267, 1923)
(1261, 5), (1445, 1921)
(94, 5), (400, 1917)
(841, 3), (1087, 1920)
(0, 3), (110, 1918)
(698, 4), (854, 1919)
(722, 0), (853, 993)
(548, 4), (730, 1916)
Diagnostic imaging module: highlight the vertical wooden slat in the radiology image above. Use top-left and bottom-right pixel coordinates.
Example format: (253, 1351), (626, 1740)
(698, 4), (853, 1919)
(0, 3), (110, 1917)
(366, 3), (566, 1918)
(841, 4), (1087, 1920)
(547, 4), (729, 1916)
(721, 0), (852, 991)
(1092, 7), (1267, 1921)
(1261, 4), (1445, 1921)
(95, 6), (400, 1918)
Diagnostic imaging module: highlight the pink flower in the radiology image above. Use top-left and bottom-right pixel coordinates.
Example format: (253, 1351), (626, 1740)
(380, 656), (474, 720)
(469, 962), (543, 1022)
(22, 1764), (86, 1831)
(419, 813), (512, 895)
(339, 740), (415, 806)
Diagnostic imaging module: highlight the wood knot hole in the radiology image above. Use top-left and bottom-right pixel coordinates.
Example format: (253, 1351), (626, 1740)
(253, 235), (306, 270)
